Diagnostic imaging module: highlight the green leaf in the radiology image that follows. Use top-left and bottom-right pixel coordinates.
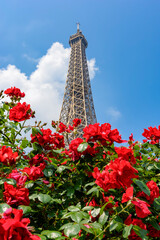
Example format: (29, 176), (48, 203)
(20, 139), (29, 148)
(52, 198), (62, 204)
(77, 142), (88, 152)
(32, 142), (43, 153)
(25, 182), (34, 188)
(68, 206), (80, 212)
(64, 224), (80, 237)
(18, 205), (32, 214)
(90, 222), (102, 229)
(98, 211), (109, 225)
(6, 178), (17, 186)
(41, 230), (62, 239)
(0, 203), (10, 213)
(56, 165), (70, 173)
(37, 235), (47, 240)
(38, 194), (52, 204)
(91, 208), (100, 217)
(43, 168), (53, 177)
(70, 212), (83, 223)
(153, 197), (160, 210)
(82, 206), (93, 211)
(29, 193), (38, 200)
(123, 224), (133, 238)
(109, 220), (122, 232)
(150, 218), (160, 231)
(32, 128), (43, 136)
(24, 127), (31, 133)
(133, 225), (148, 240)
(87, 186), (99, 195)
(133, 179), (150, 196)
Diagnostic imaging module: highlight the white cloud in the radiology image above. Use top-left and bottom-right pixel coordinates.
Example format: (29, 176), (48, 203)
(87, 58), (99, 80)
(0, 42), (98, 126)
(107, 107), (121, 122)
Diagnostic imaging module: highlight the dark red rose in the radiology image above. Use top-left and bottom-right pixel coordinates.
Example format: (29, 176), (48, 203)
(3, 182), (30, 207)
(9, 102), (32, 122)
(73, 118), (81, 127)
(4, 87), (25, 98)
(0, 146), (18, 166)
(132, 199), (151, 218)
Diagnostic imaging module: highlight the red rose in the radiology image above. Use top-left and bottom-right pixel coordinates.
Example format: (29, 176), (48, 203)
(136, 180), (160, 204)
(0, 146), (18, 166)
(142, 125), (160, 144)
(122, 186), (134, 203)
(73, 118), (81, 127)
(115, 146), (136, 164)
(93, 158), (138, 192)
(7, 169), (27, 187)
(22, 163), (45, 181)
(3, 182), (30, 207)
(0, 208), (40, 240)
(83, 123), (126, 145)
(132, 198), (151, 218)
(4, 87), (25, 98)
(9, 102), (32, 122)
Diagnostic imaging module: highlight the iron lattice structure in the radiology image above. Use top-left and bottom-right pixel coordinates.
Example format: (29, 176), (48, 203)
(59, 28), (97, 140)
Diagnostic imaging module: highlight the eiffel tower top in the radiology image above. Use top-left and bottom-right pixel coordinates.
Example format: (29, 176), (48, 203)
(69, 25), (88, 48)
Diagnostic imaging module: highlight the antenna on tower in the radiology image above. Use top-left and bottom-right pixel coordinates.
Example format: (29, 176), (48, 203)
(76, 22), (80, 32)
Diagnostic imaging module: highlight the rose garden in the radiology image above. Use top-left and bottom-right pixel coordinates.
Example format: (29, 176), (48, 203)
(0, 87), (159, 239)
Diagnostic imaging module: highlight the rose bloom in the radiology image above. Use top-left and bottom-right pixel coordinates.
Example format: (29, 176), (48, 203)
(4, 87), (25, 98)
(22, 163), (45, 181)
(9, 102), (32, 122)
(3, 182), (30, 207)
(0, 146), (18, 166)
(73, 118), (81, 128)
(0, 208), (40, 240)
(136, 180), (160, 204)
(93, 158), (138, 192)
(7, 169), (27, 187)
(115, 146), (136, 164)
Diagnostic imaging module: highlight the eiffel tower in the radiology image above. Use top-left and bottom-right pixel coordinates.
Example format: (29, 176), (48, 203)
(59, 24), (97, 140)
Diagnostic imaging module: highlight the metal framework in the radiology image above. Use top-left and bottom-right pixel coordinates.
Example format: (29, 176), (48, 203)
(59, 27), (97, 140)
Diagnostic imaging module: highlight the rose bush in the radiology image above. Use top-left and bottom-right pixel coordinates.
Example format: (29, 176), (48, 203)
(0, 87), (159, 239)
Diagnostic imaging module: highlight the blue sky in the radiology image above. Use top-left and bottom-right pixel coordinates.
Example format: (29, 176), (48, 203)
(0, 0), (160, 142)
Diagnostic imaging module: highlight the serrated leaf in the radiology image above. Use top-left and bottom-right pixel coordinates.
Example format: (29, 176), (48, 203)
(98, 211), (109, 225)
(133, 179), (150, 196)
(91, 208), (100, 217)
(82, 206), (93, 211)
(70, 212), (83, 223)
(6, 178), (17, 186)
(38, 194), (52, 204)
(123, 224), (133, 238)
(150, 218), (160, 230)
(64, 224), (80, 237)
(77, 142), (88, 152)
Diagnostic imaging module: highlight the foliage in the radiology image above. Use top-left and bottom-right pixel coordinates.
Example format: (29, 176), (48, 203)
(0, 87), (160, 239)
